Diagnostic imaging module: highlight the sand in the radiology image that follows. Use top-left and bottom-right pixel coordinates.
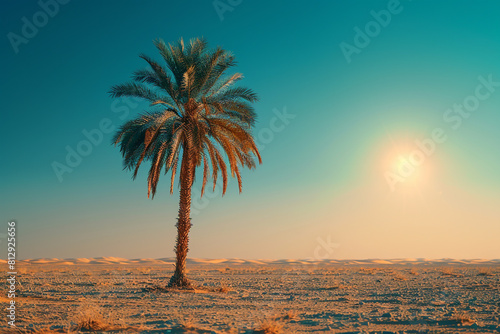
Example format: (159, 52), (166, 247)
(1, 258), (499, 333)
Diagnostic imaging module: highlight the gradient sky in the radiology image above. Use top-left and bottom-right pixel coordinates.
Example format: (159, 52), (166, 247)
(1, 0), (499, 260)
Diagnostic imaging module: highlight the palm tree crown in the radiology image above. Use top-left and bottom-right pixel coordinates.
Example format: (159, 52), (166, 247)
(110, 37), (261, 197)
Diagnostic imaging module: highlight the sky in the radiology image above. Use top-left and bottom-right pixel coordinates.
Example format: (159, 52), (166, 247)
(1, 0), (499, 260)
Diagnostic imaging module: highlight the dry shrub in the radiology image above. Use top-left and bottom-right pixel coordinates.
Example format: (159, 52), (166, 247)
(440, 267), (462, 277)
(175, 315), (217, 333)
(73, 302), (139, 332)
(179, 317), (196, 330)
(477, 267), (493, 276)
(74, 304), (110, 331)
(254, 317), (284, 333)
(174, 312), (201, 331)
(72, 303), (143, 332)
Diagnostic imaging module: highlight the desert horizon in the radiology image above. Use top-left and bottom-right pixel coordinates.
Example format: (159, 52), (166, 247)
(3, 257), (500, 265)
(2, 259), (500, 333)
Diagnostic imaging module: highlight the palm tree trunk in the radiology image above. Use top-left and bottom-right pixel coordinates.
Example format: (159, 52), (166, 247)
(168, 146), (193, 288)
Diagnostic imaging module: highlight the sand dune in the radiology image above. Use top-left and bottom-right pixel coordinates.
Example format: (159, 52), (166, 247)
(371, 259), (393, 264)
(4, 257), (500, 266)
(189, 258), (228, 264)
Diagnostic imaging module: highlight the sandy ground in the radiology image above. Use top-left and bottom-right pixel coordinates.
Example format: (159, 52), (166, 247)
(1, 258), (499, 333)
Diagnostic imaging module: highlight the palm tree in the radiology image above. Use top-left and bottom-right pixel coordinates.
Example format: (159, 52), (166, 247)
(109, 37), (261, 288)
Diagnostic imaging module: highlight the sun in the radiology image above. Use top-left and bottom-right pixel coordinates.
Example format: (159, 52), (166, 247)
(394, 154), (419, 182)
(388, 148), (435, 193)
(375, 131), (438, 194)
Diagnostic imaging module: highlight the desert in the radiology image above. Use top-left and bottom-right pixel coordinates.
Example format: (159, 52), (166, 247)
(3, 1), (500, 333)
(1, 258), (499, 333)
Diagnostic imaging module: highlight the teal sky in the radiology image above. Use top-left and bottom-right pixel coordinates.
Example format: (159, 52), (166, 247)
(1, 0), (499, 260)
